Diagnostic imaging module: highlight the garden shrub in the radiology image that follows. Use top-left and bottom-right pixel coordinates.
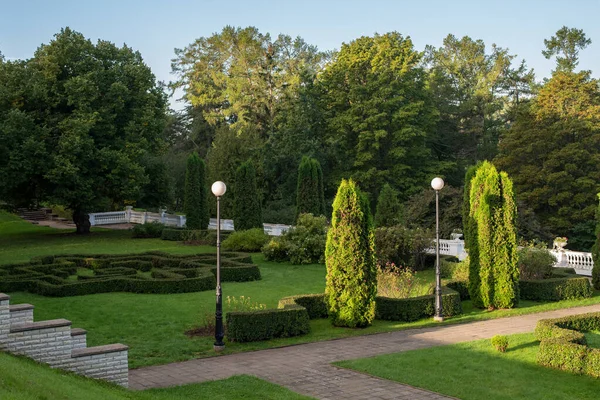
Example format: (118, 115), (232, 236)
(518, 246), (556, 280)
(233, 161), (263, 231)
(222, 228), (269, 252)
(226, 305), (310, 342)
(376, 263), (433, 299)
(0, 252), (260, 297)
(278, 294), (328, 319)
(535, 312), (600, 377)
(325, 179), (377, 328)
(519, 274), (592, 301)
(262, 213), (327, 264)
(374, 225), (433, 271)
(375, 287), (462, 322)
(445, 280), (470, 300)
(131, 221), (166, 238)
(491, 335), (509, 352)
(468, 161), (519, 309)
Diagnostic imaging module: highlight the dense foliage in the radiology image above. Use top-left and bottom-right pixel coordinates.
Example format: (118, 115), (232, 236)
(325, 179), (377, 328)
(295, 156), (326, 219)
(222, 228), (269, 252)
(594, 193), (600, 289)
(184, 152), (209, 229)
(233, 161), (263, 231)
(374, 226), (432, 270)
(374, 184), (403, 228)
(468, 161), (519, 309)
(262, 213), (327, 264)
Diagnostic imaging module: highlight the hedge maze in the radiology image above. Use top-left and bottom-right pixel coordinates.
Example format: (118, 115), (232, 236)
(0, 251), (260, 297)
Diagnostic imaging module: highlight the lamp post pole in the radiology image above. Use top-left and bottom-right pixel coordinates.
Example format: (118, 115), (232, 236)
(212, 181), (226, 351)
(431, 177), (444, 322)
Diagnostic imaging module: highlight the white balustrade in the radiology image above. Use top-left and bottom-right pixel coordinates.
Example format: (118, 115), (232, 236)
(425, 239), (467, 261)
(550, 249), (594, 276)
(88, 211), (127, 226)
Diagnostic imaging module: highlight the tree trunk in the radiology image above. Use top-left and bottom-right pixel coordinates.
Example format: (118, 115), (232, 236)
(73, 209), (91, 234)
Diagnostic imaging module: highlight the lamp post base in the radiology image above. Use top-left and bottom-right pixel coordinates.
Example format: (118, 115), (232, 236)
(433, 316), (444, 322)
(213, 344), (225, 352)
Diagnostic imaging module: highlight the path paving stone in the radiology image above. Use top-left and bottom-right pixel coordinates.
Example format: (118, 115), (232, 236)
(129, 303), (600, 399)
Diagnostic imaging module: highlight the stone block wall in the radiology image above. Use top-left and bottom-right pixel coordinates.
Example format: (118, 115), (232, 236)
(0, 293), (128, 387)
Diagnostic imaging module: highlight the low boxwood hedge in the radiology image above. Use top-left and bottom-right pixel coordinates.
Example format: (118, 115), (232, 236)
(278, 294), (329, 319)
(535, 312), (600, 377)
(375, 288), (462, 322)
(226, 305), (310, 342)
(0, 252), (259, 297)
(520, 273), (592, 301)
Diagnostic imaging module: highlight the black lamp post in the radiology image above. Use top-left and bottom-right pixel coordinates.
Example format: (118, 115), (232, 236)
(431, 177), (445, 322)
(211, 181), (226, 351)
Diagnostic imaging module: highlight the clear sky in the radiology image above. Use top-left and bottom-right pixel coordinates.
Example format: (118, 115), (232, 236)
(2, 0), (598, 109)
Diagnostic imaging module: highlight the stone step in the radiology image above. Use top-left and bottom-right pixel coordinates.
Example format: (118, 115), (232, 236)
(10, 318), (71, 333)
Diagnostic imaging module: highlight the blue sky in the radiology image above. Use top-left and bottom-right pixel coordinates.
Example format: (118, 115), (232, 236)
(2, 0), (598, 109)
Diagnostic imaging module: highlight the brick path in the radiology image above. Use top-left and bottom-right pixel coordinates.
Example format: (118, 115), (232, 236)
(129, 303), (600, 399)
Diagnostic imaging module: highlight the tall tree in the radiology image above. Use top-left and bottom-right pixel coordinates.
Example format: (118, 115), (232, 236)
(233, 161), (263, 230)
(593, 193), (600, 290)
(295, 156), (325, 219)
(469, 161), (519, 309)
(374, 184), (403, 227)
(0, 28), (167, 233)
(319, 32), (439, 201)
(325, 179), (377, 328)
(542, 26), (592, 73)
(495, 71), (600, 250)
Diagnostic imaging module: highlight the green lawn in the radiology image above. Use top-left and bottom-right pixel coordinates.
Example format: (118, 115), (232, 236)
(4, 210), (600, 370)
(0, 352), (311, 400)
(336, 333), (600, 400)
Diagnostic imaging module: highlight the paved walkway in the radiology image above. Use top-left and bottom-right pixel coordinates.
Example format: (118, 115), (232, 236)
(129, 303), (600, 399)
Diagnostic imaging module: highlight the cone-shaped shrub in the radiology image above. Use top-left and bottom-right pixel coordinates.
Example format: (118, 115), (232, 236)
(469, 161), (519, 309)
(592, 194), (600, 289)
(234, 161), (263, 231)
(325, 179), (377, 328)
(463, 163), (481, 306)
(184, 152), (208, 229)
(296, 156), (326, 219)
(374, 184), (403, 227)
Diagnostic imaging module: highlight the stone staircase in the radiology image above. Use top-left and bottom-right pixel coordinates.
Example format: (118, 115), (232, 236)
(0, 293), (129, 387)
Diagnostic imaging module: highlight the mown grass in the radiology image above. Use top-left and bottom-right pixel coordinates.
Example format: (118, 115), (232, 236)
(3, 211), (600, 369)
(0, 352), (312, 400)
(336, 333), (600, 400)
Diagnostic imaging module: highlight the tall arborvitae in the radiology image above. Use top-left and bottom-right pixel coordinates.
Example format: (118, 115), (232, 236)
(233, 161), (263, 231)
(469, 161), (519, 309)
(325, 179), (377, 328)
(592, 194), (600, 289)
(296, 156), (325, 219)
(463, 163), (481, 306)
(184, 152), (208, 229)
(374, 184), (403, 227)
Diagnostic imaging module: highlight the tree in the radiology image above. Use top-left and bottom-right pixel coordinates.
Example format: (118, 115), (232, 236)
(404, 185), (462, 237)
(319, 32), (439, 201)
(233, 161), (263, 231)
(0, 28), (167, 233)
(592, 194), (600, 290)
(468, 161), (519, 309)
(495, 71), (600, 250)
(325, 179), (377, 328)
(374, 184), (403, 227)
(296, 156), (325, 219)
(184, 152), (208, 229)
(462, 163), (480, 301)
(542, 26), (592, 73)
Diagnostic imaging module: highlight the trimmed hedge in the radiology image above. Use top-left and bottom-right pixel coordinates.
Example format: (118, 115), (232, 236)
(278, 294), (328, 319)
(520, 274), (592, 301)
(226, 305), (310, 342)
(535, 312), (600, 377)
(0, 251), (259, 297)
(445, 280), (470, 301)
(375, 288), (462, 322)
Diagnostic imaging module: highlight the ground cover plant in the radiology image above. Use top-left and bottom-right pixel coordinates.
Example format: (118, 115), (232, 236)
(336, 332), (600, 400)
(0, 352), (312, 400)
(0, 251), (259, 296)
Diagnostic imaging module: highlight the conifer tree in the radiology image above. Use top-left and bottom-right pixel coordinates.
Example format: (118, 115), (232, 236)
(296, 156), (325, 219)
(463, 163), (481, 306)
(184, 152), (208, 229)
(233, 161), (263, 231)
(374, 184), (403, 227)
(325, 179), (377, 328)
(469, 161), (519, 309)
(592, 194), (600, 289)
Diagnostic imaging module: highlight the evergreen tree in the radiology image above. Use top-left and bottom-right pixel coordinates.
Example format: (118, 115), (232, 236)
(234, 161), (263, 231)
(593, 194), (600, 290)
(296, 156), (325, 219)
(374, 184), (403, 227)
(325, 179), (377, 328)
(469, 161), (519, 309)
(463, 163), (481, 305)
(184, 152), (208, 229)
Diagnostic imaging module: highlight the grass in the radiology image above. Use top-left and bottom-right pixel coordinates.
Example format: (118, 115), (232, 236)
(0, 352), (312, 400)
(4, 210), (600, 369)
(336, 333), (600, 400)
(585, 331), (600, 349)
